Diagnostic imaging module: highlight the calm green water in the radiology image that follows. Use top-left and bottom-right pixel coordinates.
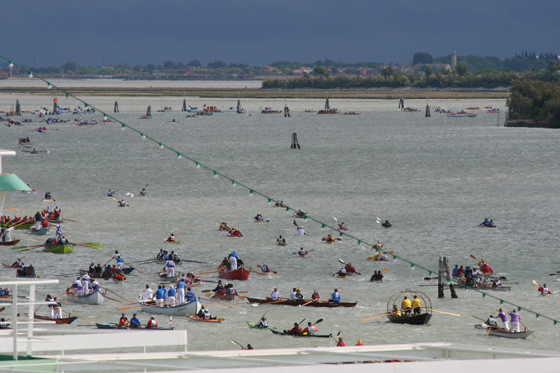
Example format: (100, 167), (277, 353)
(1, 93), (559, 352)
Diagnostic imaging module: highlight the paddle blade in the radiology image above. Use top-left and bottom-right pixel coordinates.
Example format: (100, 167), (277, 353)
(86, 242), (105, 250)
(532, 280), (540, 286)
(382, 268), (388, 273)
(315, 318), (323, 324)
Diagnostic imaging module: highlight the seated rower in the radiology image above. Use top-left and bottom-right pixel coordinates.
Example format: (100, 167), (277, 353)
(485, 314), (498, 327)
(373, 241), (383, 250)
(338, 222), (347, 230)
(146, 316), (158, 328)
(166, 233), (176, 242)
(325, 234), (335, 244)
(376, 252), (389, 261)
(381, 220), (392, 228)
(338, 267), (347, 276)
(218, 222), (230, 231)
(260, 264), (270, 273)
(330, 288), (341, 303)
(311, 290), (320, 300)
(344, 263), (357, 274)
(285, 322), (303, 335)
(118, 199), (126, 207)
(130, 313), (141, 328)
(304, 321), (318, 335)
(481, 218), (490, 226)
(391, 304), (401, 317)
(538, 283), (552, 295)
(107, 189), (114, 197)
(277, 235), (286, 245)
(140, 187), (147, 196)
(44, 192), (52, 199)
(298, 247), (308, 257)
(256, 317), (268, 328)
(118, 313), (129, 328)
(254, 214), (263, 222)
(12, 258), (24, 268)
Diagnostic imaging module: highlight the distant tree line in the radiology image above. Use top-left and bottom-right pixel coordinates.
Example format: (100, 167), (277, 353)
(508, 80), (560, 125)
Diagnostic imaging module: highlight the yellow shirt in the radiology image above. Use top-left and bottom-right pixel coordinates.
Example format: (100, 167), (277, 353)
(401, 298), (411, 309)
(412, 298), (421, 308)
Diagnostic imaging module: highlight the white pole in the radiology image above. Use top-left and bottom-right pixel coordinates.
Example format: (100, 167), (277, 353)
(27, 284), (35, 357)
(12, 284), (18, 360)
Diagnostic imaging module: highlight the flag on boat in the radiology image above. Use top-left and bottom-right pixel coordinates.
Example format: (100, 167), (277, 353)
(46, 203), (52, 214)
(55, 224), (63, 239)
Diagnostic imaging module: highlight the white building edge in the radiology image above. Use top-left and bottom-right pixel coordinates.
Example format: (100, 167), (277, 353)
(1, 279), (560, 372)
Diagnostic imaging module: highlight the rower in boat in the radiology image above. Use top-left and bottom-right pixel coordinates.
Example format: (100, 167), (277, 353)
(338, 222), (347, 230)
(119, 313), (130, 328)
(139, 284), (154, 302)
(325, 234), (335, 244)
(311, 290), (320, 300)
(372, 241), (383, 250)
(11, 258), (24, 268)
(255, 317), (268, 328)
(370, 270), (384, 282)
(330, 289), (341, 303)
(304, 321), (318, 335)
(130, 313), (141, 328)
(296, 226), (306, 236)
(538, 283), (552, 295)
(164, 257), (176, 277)
(254, 213), (264, 222)
(285, 322), (303, 336)
(140, 187), (147, 197)
(107, 189), (114, 197)
(16, 264), (36, 278)
(228, 227), (243, 237)
(196, 305), (216, 320)
(166, 233), (176, 243)
(118, 199), (126, 207)
(218, 222), (230, 231)
(146, 316), (158, 328)
(44, 191), (52, 200)
(271, 287), (281, 300)
(274, 201), (285, 207)
(381, 220), (392, 228)
(375, 252), (389, 261)
(298, 247), (308, 257)
(344, 263), (358, 274)
(277, 235), (286, 245)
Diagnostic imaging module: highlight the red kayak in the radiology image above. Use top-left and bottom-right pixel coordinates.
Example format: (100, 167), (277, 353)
(218, 266), (250, 281)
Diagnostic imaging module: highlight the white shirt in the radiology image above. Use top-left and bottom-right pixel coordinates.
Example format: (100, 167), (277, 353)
(289, 291), (297, 300)
(297, 228), (305, 236)
(271, 290), (280, 300)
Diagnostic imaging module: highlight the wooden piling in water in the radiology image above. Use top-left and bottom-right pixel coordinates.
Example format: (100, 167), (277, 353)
(114, 101), (119, 113)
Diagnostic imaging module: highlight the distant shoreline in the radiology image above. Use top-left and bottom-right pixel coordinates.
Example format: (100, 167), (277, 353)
(0, 86), (510, 99)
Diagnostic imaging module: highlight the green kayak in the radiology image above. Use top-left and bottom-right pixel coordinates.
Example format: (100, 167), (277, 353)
(247, 321), (276, 330)
(44, 244), (74, 254)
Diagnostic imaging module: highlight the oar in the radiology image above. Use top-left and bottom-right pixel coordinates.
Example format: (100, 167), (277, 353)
(532, 280), (540, 287)
(354, 311), (389, 317)
(63, 218), (80, 223)
(300, 299), (317, 307)
(118, 304), (143, 311)
(520, 320), (536, 339)
(231, 340), (245, 349)
(0, 307), (5, 313)
(21, 238), (39, 242)
(203, 297), (246, 310)
(99, 285), (135, 304)
(5, 206), (21, 212)
(362, 313), (388, 322)
(430, 309), (461, 317)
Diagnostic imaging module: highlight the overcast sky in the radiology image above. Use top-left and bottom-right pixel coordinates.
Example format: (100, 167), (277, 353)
(2, 0), (559, 67)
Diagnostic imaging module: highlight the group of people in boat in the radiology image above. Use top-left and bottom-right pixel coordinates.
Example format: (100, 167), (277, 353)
(284, 320), (320, 336)
(270, 287), (341, 303)
(16, 264), (36, 278)
(156, 249), (181, 263)
(139, 282), (196, 307)
(484, 308), (522, 333)
(337, 263), (358, 276)
(254, 213), (264, 222)
(0, 288), (12, 297)
(118, 313), (158, 328)
(391, 295), (423, 317)
(221, 251), (244, 271)
(67, 273), (101, 296)
(87, 263), (127, 281)
(381, 220), (392, 228)
(212, 280), (240, 298)
(228, 227), (243, 237)
(480, 218), (495, 227)
(452, 260), (499, 288)
(370, 270), (384, 282)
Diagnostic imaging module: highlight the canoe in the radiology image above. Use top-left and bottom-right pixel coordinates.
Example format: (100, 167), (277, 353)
(218, 266), (250, 281)
(270, 329), (332, 338)
(66, 288), (105, 305)
(139, 299), (202, 316)
(29, 227), (49, 235)
(247, 321), (276, 330)
(95, 322), (173, 330)
(188, 315), (221, 323)
(44, 243), (73, 254)
(479, 224), (496, 228)
(387, 312), (432, 325)
(246, 297), (357, 308)
(0, 240), (20, 246)
(34, 314), (77, 324)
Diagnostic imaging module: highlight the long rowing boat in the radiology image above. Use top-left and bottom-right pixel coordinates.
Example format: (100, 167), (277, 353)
(139, 299), (202, 316)
(96, 322), (173, 330)
(246, 297), (357, 308)
(34, 314), (77, 324)
(66, 288), (105, 305)
(270, 329), (332, 338)
(475, 324), (532, 339)
(218, 266), (250, 281)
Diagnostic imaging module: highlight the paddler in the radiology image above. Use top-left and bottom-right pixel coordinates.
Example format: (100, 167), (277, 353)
(277, 235), (286, 245)
(373, 241), (383, 250)
(166, 233), (176, 242)
(254, 213), (263, 222)
(344, 263), (357, 274)
(304, 321), (317, 335)
(311, 290), (320, 300)
(140, 187), (147, 197)
(107, 189), (114, 197)
(146, 316), (158, 328)
(256, 317), (268, 328)
(285, 322), (303, 335)
(330, 288), (341, 303)
(336, 337), (346, 347)
(538, 283), (552, 295)
(118, 313), (129, 328)
(325, 234), (335, 243)
(260, 264), (270, 273)
(338, 222), (347, 230)
(382, 220), (392, 228)
(296, 226), (306, 236)
(298, 247), (308, 257)
(130, 314), (141, 328)
(44, 191), (52, 200)
(118, 199), (126, 207)
(376, 252), (389, 261)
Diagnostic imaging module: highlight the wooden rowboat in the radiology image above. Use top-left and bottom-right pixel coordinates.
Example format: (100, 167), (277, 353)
(139, 299), (202, 316)
(66, 288), (105, 305)
(44, 243), (73, 254)
(95, 322), (173, 330)
(218, 266), (250, 281)
(386, 291), (432, 325)
(246, 297), (357, 308)
(0, 240), (20, 246)
(29, 227), (49, 235)
(474, 324), (532, 339)
(271, 329), (332, 338)
(34, 314), (77, 324)
(387, 312), (432, 325)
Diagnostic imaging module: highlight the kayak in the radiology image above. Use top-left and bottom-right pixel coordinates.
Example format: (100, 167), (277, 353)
(479, 224), (496, 228)
(188, 315), (222, 323)
(271, 329), (332, 338)
(247, 321), (276, 330)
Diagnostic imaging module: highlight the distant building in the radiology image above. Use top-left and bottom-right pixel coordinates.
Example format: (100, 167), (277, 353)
(260, 66), (282, 74)
(452, 51), (457, 69)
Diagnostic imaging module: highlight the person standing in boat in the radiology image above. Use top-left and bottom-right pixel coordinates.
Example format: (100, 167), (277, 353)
(497, 308), (509, 331)
(509, 309), (521, 333)
(166, 285), (177, 307)
(165, 257), (176, 277)
(46, 294), (55, 318)
(155, 285), (165, 307)
(176, 278), (187, 304)
(412, 295), (422, 315)
(53, 298), (62, 319)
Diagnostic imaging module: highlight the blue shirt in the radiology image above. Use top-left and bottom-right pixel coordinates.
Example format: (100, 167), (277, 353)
(161, 288), (167, 299)
(177, 281), (187, 289)
(186, 291), (196, 302)
(229, 252), (239, 259)
(331, 292), (340, 303)
(130, 317), (141, 327)
(155, 288), (165, 300)
(167, 288), (176, 297)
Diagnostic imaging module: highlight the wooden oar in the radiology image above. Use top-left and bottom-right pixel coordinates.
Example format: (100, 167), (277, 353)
(5, 206), (21, 212)
(63, 218), (80, 223)
(354, 311), (389, 317)
(520, 320), (536, 339)
(99, 286), (135, 304)
(203, 297), (246, 310)
(259, 297), (289, 305)
(362, 313), (388, 322)
(300, 299), (317, 307)
(118, 304), (143, 311)
(0, 307), (5, 313)
(430, 309), (461, 317)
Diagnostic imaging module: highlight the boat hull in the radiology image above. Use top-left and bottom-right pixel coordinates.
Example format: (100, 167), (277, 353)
(271, 329), (332, 338)
(95, 322), (172, 330)
(30, 227), (49, 235)
(188, 315), (221, 323)
(246, 297), (357, 308)
(387, 313), (432, 325)
(44, 244), (73, 254)
(34, 314), (77, 324)
(0, 240), (20, 246)
(139, 299), (202, 316)
(67, 289), (105, 305)
(219, 266), (250, 281)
